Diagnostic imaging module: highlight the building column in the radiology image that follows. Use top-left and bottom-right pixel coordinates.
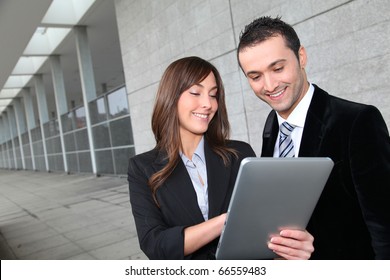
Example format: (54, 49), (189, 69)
(49, 55), (69, 173)
(1, 114), (11, 168)
(3, 111), (16, 168)
(34, 74), (50, 172)
(74, 26), (97, 174)
(13, 98), (27, 169)
(22, 88), (37, 170)
(0, 117), (8, 168)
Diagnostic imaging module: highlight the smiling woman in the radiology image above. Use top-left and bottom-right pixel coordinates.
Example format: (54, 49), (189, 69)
(127, 56), (256, 259)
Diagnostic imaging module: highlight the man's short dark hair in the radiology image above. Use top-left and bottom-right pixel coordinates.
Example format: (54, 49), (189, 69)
(237, 16), (301, 61)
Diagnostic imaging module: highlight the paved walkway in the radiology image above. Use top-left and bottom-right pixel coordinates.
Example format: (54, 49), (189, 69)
(0, 169), (147, 260)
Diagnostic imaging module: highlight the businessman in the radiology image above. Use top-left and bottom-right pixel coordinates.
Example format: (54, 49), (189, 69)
(237, 16), (390, 259)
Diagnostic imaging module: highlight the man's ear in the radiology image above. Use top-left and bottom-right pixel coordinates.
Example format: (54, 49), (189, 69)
(298, 46), (307, 68)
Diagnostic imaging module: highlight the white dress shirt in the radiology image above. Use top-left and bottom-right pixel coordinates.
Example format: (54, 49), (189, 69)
(273, 83), (314, 157)
(180, 137), (209, 221)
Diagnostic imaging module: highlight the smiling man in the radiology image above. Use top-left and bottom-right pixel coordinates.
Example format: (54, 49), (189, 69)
(237, 16), (390, 259)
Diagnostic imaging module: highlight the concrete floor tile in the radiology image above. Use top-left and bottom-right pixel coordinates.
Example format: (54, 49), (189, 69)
(12, 234), (70, 257)
(74, 228), (132, 251)
(88, 237), (141, 260)
(63, 222), (120, 241)
(21, 242), (84, 260)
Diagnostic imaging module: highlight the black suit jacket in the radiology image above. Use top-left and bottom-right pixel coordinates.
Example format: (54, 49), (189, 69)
(262, 85), (390, 259)
(128, 140), (255, 259)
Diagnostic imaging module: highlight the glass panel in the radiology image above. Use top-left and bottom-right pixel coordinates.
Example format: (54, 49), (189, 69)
(48, 155), (64, 171)
(44, 119), (59, 137)
(64, 133), (76, 152)
(35, 156), (46, 171)
(61, 112), (75, 132)
(113, 147), (135, 175)
(14, 137), (19, 147)
(109, 117), (134, 147)
(22, 132), (29, 145)
(23, 145), (31, 157)
(107, 87), (129, 119)
(43, 122), (50, 138)
(75, 106), (86, 129)
(96, 150), (114, 174)
(93, 124), (111, 149)
(33, 141), (44, 156)
(89, 97), (107, 124)
(31, 127), (42, 142)
(67, 153), (78, 173)
(78, 152), (92, 173)
(46, 138), (54, 154)
(25, 157), (33, 170)
(75, 129), (89, 151)
(46, 136), (62, 154)
(53, 136), (62, 153)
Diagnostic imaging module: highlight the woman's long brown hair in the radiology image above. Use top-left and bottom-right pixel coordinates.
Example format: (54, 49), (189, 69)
(149, 56), (236, 205)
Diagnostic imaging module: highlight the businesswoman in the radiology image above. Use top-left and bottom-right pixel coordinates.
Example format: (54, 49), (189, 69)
(127, 56), (314, 259)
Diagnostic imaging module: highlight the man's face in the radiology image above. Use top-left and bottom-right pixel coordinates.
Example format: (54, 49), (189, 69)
(238, 35), (309, 119)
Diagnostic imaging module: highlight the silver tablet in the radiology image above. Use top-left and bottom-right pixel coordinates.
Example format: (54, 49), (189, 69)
(216, 157), (334, 260)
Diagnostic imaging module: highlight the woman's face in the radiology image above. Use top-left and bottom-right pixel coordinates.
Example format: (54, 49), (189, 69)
(177, 72), (218, 140)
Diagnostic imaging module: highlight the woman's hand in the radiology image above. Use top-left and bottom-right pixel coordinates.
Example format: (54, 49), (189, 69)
(268, 229), (314, 260)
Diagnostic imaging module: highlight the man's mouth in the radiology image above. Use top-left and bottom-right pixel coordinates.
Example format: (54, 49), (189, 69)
(269, 88), (286, 99)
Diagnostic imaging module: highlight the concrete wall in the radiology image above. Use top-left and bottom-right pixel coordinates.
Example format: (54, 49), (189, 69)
(115, 0), (390, 155)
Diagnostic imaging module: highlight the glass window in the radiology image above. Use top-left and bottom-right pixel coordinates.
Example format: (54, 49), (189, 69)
(61, 112), (75, 132)
(96, 150), (114, 174)
(107, 87), (129, 119)
(75, 106), (86, 129)
(90, 97), (107, 124)
(64, 133), (76, 152)
(22, 132), (29, 145)
(78, 152), (92, 173)
(33, 141), (44, 156)
(67, 153), (78, 173)
(25, 157), (33, 170)
(31, 127), (42, 142)
(93, 124), (111, 149)
(23, 145), (31, 157)
(110, 117), (134, 147)
(75, 129), (89, 151)
(113, 147), (135, 175)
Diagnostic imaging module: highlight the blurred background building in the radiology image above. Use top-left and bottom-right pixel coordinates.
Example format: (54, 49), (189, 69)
(1, 0), (389, 176)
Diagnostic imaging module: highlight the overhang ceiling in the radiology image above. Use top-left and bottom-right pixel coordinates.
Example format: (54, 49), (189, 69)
(0, 0), (125, 117)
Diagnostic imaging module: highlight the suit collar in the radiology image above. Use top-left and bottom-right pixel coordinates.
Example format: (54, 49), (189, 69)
(298, 85), (329, 156)
(204, 140), (231, 218)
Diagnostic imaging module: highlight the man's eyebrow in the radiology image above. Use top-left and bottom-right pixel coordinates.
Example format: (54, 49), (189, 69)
(245, 59), (287, 76)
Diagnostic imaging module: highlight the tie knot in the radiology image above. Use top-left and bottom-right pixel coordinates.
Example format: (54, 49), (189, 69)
(279, 122), (295, 138)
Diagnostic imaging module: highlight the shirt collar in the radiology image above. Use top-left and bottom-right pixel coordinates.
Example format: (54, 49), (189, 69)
(180, 136), (206, 165)
(277, 83), (314, 127)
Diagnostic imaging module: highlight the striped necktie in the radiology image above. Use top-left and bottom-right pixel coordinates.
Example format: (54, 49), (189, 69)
(279, 122), (296, 157)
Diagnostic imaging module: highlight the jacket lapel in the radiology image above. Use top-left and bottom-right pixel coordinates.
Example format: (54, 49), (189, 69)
(205, 140), (231, 219)
(153, 150), (204, 223)
(261, 110), (278, 157)
(298, 85), (329, 157)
